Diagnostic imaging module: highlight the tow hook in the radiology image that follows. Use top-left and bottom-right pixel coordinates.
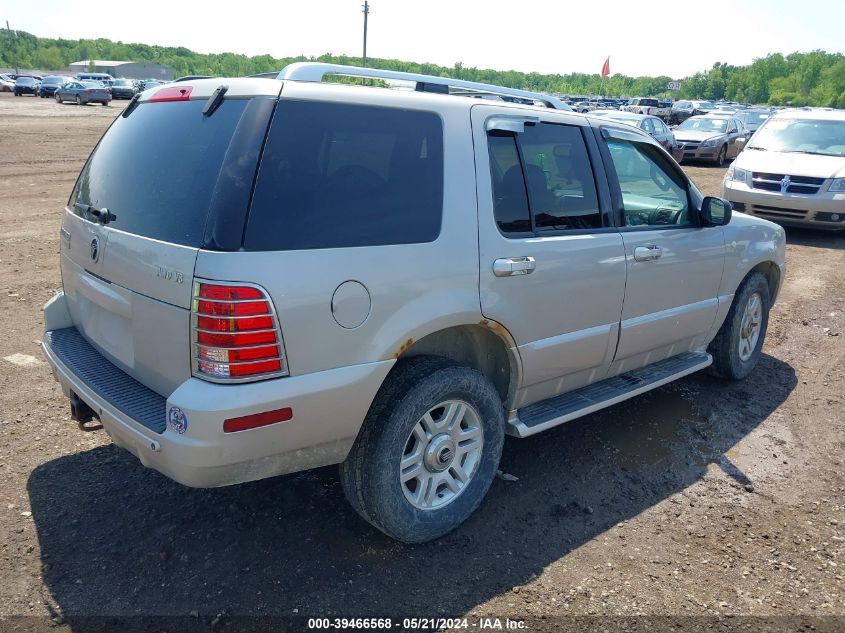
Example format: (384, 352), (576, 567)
(69, 391), (96, 423)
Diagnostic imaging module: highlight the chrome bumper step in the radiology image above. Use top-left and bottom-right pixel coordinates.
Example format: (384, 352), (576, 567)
(508, 352), (712, 438)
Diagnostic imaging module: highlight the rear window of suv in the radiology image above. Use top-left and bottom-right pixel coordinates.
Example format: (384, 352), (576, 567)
(244, 100), (444, 251)
(70, 99), (254, 247)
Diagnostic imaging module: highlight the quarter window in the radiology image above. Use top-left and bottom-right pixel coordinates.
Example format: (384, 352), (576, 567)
(245, 101), (444, 251)
(605, 140), (690, 227)
(489, 123), (602, 234)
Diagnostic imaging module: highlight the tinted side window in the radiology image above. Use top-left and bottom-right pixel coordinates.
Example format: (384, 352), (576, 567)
(605, 140), (690, 227)
(519, 123), (602, 231)
(488, 133), (531, 233)
(489, 123), (601, 234)
(245, 101), (443, 251)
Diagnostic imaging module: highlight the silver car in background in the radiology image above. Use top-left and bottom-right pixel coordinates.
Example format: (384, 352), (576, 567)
(722, 109), (845, 231)
(674, 115), (747, 165)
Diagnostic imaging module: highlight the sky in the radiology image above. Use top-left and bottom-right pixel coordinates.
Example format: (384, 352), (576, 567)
(4, 0), (845, 79)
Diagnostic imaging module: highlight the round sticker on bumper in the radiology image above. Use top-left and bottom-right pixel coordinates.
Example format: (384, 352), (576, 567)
(167, 407), (188, 434)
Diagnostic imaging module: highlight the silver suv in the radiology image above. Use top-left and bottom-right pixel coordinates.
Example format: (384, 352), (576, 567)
(42, 63), (786, 543)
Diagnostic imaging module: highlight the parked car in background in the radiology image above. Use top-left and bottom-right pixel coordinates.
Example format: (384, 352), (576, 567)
(37, 76), (70, 98)
(110, 78), (138, 99)
(592, 110), (681, 160)
(54, 80), (112, 106)
(174, 75), (214, 82)
(735, 109), (771, 137)
(722, 109), (845, 231)
(624, 97), (671, 119)
(669, 100), (716, 125)
(139, 80), (166, 91)
(573, 101), (596, 113)
(674, 115), (746, 165)
(0, 73), (16, 92)
(75, 72), (114, 86)
(13, 76), (41, 96)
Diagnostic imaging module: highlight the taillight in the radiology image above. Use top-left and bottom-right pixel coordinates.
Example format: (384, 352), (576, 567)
(191, 280), (288, 382)
(84, 89), (93, 94)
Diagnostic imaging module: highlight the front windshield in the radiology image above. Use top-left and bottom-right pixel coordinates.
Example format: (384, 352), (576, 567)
(114, 79), (133, 86)
(43, 77), (64, 85)
(748, 118), (845, 156)
(695, 102), (715, 111)
(677, 118), (727, 133)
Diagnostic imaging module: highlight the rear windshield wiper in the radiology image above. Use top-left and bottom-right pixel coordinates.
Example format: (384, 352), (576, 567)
(74, 202), (117, 225)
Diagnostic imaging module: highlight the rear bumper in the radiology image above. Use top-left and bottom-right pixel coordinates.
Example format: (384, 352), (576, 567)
(42, 292), (393, 487)
(723, 181), (845, 230)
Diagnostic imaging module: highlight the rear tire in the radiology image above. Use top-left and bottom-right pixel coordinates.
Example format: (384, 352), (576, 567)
(709, 272), (770, 380)
(340, 356), (505, 543)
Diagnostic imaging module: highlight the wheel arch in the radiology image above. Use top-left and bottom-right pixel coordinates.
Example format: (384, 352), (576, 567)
(391, 322), (521, 408)
(749, 260), (781, 303)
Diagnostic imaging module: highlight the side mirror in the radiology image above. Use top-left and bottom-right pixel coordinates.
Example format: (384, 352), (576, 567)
(736, 137), (747, 150)
(700, 196), (732, 226)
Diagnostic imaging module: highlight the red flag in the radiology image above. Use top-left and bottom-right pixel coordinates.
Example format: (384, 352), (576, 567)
(601, 57), (610, 79)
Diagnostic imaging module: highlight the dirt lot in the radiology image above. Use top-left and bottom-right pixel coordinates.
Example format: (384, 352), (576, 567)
(0, 92), (843, 632)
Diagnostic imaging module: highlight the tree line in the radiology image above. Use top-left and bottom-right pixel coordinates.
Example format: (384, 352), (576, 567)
(1, 29), (843, 107)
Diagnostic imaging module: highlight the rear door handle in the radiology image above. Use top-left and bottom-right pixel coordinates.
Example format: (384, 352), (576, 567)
(493, 256), (536, 277)
(634, 245), (663, 262)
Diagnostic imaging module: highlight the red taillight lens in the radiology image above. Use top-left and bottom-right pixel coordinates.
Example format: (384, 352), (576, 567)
(196, 299), (268, 316)
(191, 281), (288, 382)
(84, 89), (93, 94)
(198, 284), (263, 300)
(196, 330), (277, 347)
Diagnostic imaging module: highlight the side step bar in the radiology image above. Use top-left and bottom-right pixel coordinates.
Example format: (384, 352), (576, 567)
(508, 352), (712, 438)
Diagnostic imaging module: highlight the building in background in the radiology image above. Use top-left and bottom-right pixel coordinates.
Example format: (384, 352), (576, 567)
(68, 60), (173, 80)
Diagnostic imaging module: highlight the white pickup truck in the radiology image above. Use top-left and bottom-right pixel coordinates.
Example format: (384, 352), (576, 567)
(625, 97), (672, 120)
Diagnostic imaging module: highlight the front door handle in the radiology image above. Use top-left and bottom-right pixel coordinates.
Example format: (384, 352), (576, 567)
(634, 245), (663, 262)
(493, 256), (536, 277)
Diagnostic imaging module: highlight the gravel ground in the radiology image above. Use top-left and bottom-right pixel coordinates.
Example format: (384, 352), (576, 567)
(0, 92), (842, 632)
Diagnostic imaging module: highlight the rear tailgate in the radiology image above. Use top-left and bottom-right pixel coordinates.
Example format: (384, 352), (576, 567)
(58, 79), (280, 397)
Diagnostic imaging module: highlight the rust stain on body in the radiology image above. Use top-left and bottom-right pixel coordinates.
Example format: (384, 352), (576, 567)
(479, 318), (510, 340)
(394, 338), (414, 358)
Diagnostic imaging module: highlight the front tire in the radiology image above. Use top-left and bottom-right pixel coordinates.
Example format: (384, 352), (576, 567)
(75, 95), (81, 105)
(709, 272), (770, 380)
(715, 145), (727, 167)
(55, 93), (62, 103)
(340, 356), (505, 543)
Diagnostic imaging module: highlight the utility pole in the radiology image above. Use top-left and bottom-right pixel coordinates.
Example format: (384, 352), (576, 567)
(362, 1), (369, 81)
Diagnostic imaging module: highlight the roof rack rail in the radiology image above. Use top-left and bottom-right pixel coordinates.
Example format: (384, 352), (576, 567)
(276, 62), (571, 110)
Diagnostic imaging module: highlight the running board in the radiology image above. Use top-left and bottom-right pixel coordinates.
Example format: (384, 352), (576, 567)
(508, 352), (712, 438)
